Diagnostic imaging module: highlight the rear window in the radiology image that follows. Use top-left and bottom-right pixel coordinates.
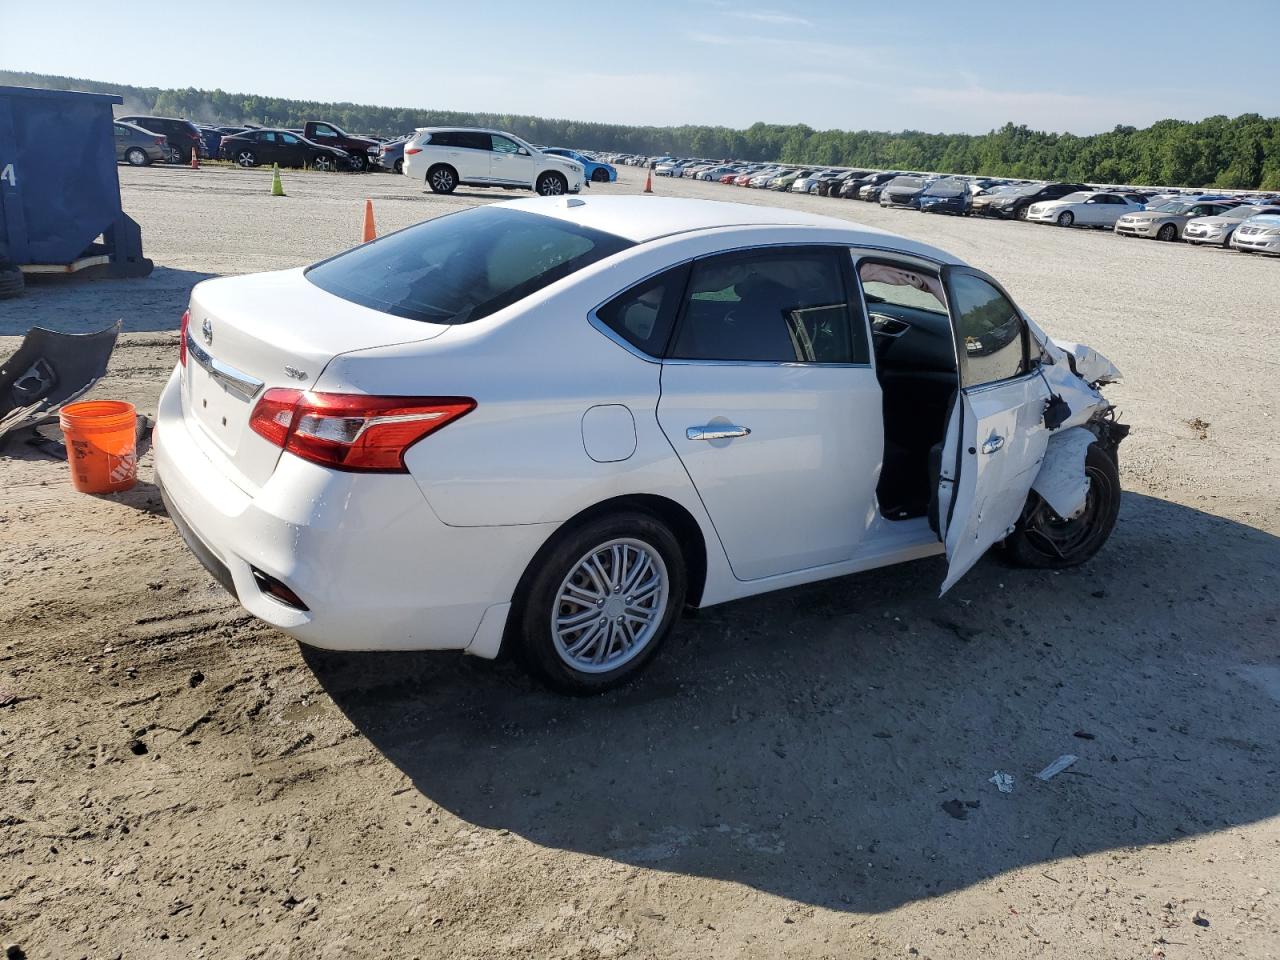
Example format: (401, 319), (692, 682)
(305, 206), (634, 324)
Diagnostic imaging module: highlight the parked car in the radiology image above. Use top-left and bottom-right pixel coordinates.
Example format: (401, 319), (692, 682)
(856, 172), (901, 202)
(880, 176), (933, 209)
(403, 128), (584, 195)
(769, 169), (813, 191)
(156, 195), (1126, 694)
(817, 171), (869, 197)
(194, 124), (225, 160)
(542, 148), (617, 183)
(1183, 204), (1280, 247)
(918, 178), (972, 215)
(972, 182), (1090, 220)
(1026, 191), (1145, 228)
(1114, 198), (1240, 241)
(117, 115), (206, 164)
(301, 121), (380, 172)
(1229, 213), (1280, 254)
(375, 136), (411, 174)
(219, 129), (354, 171)
(113, 120), (168, 167)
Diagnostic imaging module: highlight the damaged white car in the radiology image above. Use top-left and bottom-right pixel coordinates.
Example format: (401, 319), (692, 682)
(155, 197), (1127, 693)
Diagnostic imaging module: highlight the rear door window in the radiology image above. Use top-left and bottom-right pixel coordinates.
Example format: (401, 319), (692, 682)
(306, 206), (633, 324)
(668, 248), (867, 364)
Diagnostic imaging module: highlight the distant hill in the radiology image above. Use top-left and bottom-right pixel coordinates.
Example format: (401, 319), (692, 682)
(3, 70), (1277, 189)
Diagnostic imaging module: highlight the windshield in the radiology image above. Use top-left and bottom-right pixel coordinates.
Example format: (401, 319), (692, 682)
(1054, 192), (1092, 204)
(306, 206), (634, 324)
(924, 179), (966, 197)
(1148, 200), (1191, 214)
(888, 177), (923, 189)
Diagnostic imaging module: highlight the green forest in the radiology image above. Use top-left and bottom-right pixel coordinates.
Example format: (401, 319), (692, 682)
(6, 70), (1278, 189)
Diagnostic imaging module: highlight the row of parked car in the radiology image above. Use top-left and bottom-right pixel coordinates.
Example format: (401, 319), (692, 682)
(594, 153), (1280, 256)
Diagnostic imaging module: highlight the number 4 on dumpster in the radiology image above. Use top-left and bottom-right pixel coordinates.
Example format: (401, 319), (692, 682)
(0, 164), (15, 187)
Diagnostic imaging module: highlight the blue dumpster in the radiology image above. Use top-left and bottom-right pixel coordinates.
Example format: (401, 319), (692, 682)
(0, 85), (152, 277)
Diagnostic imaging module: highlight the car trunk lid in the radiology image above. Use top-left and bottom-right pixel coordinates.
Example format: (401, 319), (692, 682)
(181, 268), (449, 494)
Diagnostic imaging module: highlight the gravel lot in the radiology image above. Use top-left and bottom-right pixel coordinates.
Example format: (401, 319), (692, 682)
(1, 163), (1277, 960)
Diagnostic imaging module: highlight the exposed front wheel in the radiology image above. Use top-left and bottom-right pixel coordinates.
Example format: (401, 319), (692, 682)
(427, 164), (458, 194)
(535, 171), (567, 196)
(312, 155), (334, 172)
(236, 150), (257, 167)
(515, 512), (687, 694)
(1002, 443), (1121, 569)
(1157, 223), (1178, 242)
(591, 167), (610, 183)
(125, 147), (150, 166)
(1057, 211), (1074, 227)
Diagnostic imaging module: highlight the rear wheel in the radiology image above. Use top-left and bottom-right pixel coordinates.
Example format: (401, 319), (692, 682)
(535, 171), (567, 196)
(125, 147), (150, 166)
(235, 150), (257, 168)
(514, 512), (687, 694)
(393, 158), (403, 174)
(1057, 210), (1074, 227)
(1003, 443), (1121, 569)
(427, 164), (457, 194)
(1157, 223), (1178, 242)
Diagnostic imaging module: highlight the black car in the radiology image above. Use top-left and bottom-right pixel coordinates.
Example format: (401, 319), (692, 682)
(219, 129), (353, 171)
(849, 171), (901, 201)
(117, 115), (206, 163)
(972, 181), (1090, 220)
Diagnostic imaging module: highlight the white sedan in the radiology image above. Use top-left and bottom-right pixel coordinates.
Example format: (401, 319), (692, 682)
(1026, 191), (1145, 228)
(155, 197), (1127, 693)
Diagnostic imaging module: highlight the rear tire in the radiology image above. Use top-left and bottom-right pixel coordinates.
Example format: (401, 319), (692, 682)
(514, 511), (687, 695)
(125, 147), (150, 167)
(393, 158), (403, 175)
(348, 154), (366, 172)
(427, 164), (458, 194)
(1002, 443), (1121, 569)
(535, 171), (567, 196)
(235, 150), (257, 168)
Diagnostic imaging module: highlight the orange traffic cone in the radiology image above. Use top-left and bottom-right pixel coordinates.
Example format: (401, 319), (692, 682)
(190, 146), (199, 170)
(362, 200), (377, 242)
(643, 168), (653, 194)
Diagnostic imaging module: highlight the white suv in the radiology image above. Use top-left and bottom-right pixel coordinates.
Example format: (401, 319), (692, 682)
(402, 127), (585, 196)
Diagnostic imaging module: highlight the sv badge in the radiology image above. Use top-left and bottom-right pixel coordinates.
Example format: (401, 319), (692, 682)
(283, 365), (309, 381)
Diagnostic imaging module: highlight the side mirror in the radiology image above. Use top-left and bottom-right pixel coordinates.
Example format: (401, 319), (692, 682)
(518, 147), (529, 156)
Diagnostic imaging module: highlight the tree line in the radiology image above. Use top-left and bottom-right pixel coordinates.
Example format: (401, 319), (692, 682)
(5, 70), (1277, 189)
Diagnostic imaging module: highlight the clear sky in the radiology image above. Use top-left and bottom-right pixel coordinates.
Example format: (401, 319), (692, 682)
(4, 0), (1278, 134)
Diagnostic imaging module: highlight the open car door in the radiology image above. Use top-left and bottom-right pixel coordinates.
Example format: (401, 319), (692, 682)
(936, 266), (1052, 593)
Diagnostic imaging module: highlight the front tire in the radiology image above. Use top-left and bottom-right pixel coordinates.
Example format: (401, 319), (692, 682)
(1016, 204), (1030, 221)
(1057, 210), (1074, 227)
(1157, 223), (1178, 242)
(514, 512), (687, 694)
(1003, 443), (1121, 569)
(535, 171), (567, 196)
(591, 167), (610, 183)
(348, 154), (366, 172)
(427, 164), (458, 194)
(312, 154), (334, 172)
(125, 147), (150, 166)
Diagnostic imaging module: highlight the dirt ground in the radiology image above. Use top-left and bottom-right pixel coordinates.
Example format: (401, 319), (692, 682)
(1, 163), (1277, 960)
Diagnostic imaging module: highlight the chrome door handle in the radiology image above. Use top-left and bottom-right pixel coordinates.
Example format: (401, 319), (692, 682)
(980, 434), (1006, 455)
(687, 425), (751, 441)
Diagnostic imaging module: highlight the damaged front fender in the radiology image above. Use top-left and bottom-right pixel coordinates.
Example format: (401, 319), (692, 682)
(1030, 426), (1097, 520)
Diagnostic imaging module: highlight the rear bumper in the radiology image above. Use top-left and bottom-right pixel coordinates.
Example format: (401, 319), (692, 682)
(152, 367), (552, 655)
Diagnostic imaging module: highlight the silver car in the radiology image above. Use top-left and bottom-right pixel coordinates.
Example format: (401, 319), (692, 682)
(1114, 198), (1239, 241)
(1183, 204), (1280, 247)
(1230, 214), (1280, 255)
(113, 120), (169, 166)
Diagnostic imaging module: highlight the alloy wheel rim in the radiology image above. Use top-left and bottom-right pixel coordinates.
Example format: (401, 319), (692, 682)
(551, 538), (669, 674)
(237, 152), (255, 166)
(315, 156), (331, 171)
(432, 169), (454, 190)
(541, 176), (564, 195)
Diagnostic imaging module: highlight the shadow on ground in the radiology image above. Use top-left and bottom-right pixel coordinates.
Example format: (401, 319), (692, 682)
(0, 266), (215, 336)
(304, 492), (1280, 913)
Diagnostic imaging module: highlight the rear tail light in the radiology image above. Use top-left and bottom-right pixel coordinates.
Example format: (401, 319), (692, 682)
(249, 390), (475, 473)
(405, 147), (422, 155)
(179, 310), (190, 367)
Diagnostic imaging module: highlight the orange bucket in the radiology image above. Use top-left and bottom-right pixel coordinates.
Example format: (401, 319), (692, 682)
(59, 400), (138, 494)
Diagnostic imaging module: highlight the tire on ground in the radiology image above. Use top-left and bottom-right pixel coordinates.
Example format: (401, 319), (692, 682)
(513, 510), (687, 695)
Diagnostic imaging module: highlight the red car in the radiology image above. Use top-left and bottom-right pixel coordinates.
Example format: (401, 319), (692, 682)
(733, 172), (754, 186)
(718, 173), (739, 184)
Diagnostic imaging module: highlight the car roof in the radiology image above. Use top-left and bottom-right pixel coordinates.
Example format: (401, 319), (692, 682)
(492, 196), (964, 263)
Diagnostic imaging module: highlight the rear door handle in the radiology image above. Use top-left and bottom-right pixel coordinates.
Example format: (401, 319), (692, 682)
(687, 425), (751, 441)
(980, 434), (1006, 455)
